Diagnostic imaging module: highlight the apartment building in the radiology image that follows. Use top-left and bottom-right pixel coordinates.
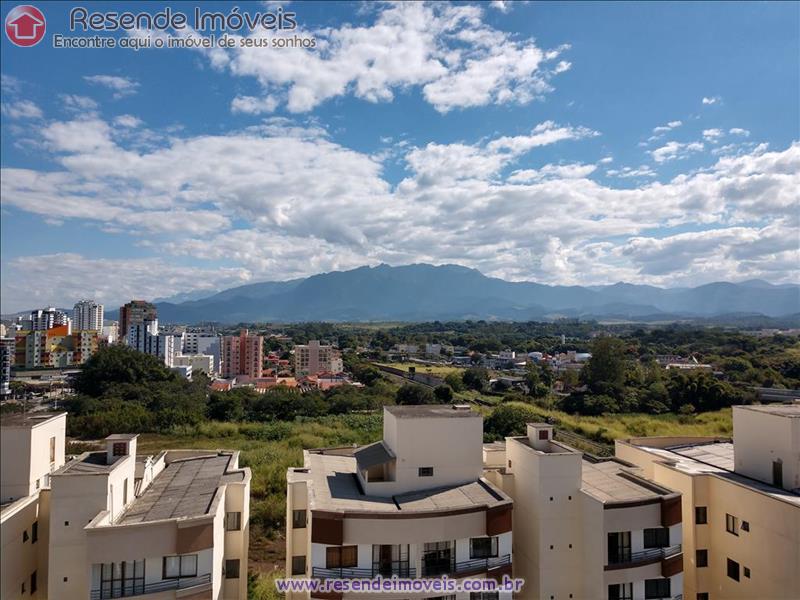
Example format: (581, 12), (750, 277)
(484, 423), (682, 600)
(182, 332), (221, 373)
(1, 412), (67, 600)
(15, 326), (100, 368)
(48, 436), (251, 600)
(0, 336), (13, 396)
(220, 329), (263, 379)
(616, 403), (800, 599)
(73, 300), (104, 332)
(173, 353), (215, 376)
(119, 300), (157, 343)
(293, 340), (343, 376)
(285, 405), (514, 600)
(127, 319), (176, 367)
(29, 308), (70, 332)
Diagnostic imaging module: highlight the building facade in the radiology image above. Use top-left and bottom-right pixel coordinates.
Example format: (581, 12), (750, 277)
(1, 412), (67, 600)
(485, 423), (683, 600)
(73, 300), (104, 332)
(0, 337), (13, 396)
(293, 340), (343, 376)
(29, 308), (70, 332)
(118, 301), (157, 344)
(615, 404), (800, 600)
(14, 326), (100, 368)
(220, 330), (263, 379)
(285, 405), (514, 600)
(127, 320), (176, 367)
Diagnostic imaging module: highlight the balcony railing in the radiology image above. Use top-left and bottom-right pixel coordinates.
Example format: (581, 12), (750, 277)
(313, 563), (415, 579)
(607, 544), (682, 568)
(421, 554), (512, 578)
(312, 554), (512, 580)
(89, 573), (211, 600)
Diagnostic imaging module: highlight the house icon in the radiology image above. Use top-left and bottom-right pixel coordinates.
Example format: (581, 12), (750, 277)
(5, 5), (46, 46)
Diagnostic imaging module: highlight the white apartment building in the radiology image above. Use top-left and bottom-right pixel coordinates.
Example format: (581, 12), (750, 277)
(29, 308), (70, 332)
(173, 353), (215, 376)
(485, 424), (683, 600)
(48, 436), (251, 600)
(294, 340), (344, 376)
(616, 403), (800, 599)
(1, 412), (67, 600)
(73, 300), (104, 332)
(1, 413), (251, 600)
(285, 405), (514, 600)
(127, 320), (176, 367)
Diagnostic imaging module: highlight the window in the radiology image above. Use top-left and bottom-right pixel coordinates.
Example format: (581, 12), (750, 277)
(643, 527), (669, 548)
(538, 429), (549, 440)
(225, 512), (242, 531)
(98, 561), (145, 598)
(50, 437), (56, 463)
(695, 506), (708, 524)
(644, 578), (670, 599)
(23, 529), (29, 543)
(726, 513), (739, 536)
(30, 571), (37, 594)
(326, 546), (358, 569)
(773, 459), (783, 487)
(607, 531), (631, 564)
(163, 555), (197, 579)
(697, 594), (709, 600)
(741, 520), (749, 532)
(696, 549), (708, 567)
(744, 567), (750, 578)
(291, 556), (306, 576)
(292, 509), (307, 529)
(123, 479), (128, 505)
(727, 558), (740, 581)
(225, 559), (240, 579)
(469, 537), (499, 559)
(608, 583), (633, 600)
(31, 522), (38, 544)
(112, 442), (127, 456)
(418, 467), (434, 477)
(64, 521), (69, 527)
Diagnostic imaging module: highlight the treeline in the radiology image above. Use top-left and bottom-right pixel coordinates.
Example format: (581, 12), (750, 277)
(65, 346), (395, 438)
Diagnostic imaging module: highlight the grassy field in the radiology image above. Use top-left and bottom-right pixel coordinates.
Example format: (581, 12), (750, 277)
(375, 361), (464, 376)
(130, 404), (732, 598)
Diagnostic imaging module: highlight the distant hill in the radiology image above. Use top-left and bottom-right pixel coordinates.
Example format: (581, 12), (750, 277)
(126, 264), (799, 324)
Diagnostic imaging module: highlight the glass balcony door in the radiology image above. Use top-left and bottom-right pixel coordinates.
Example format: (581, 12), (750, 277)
(422, 541), (454, 577)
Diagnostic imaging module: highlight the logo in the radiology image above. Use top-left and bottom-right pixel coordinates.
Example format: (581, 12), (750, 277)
(5, 5), (46, 47)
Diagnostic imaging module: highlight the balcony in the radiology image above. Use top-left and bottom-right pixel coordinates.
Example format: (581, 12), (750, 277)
(313, 564), (416, 579)
(606, 544), (682, 570)
(90, 573), (211, 599)
(422, 554), (512, 578)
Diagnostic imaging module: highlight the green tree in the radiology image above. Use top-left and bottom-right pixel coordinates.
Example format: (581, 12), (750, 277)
(74, 345), (173, 397)
(444, 372), (465, 392)
(484, 402), (541, 438)
(396, 384), (436, 405)
(581, 337), (628, 395)
(433, 385), (454, 402)
(462, 367), (489, 391)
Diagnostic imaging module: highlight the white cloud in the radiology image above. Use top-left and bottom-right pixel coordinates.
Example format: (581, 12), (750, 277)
(60, 94), (99, 113)
(490, 1), (511, 13)
(231, 95), (280, 115)
(113, 114), (143, 128)
(1, 107), (797, 309)
(598, 156), (613, 164)
(203, 3), (569, 113)
(83, 75), (139, 98)
(1, 100), (43, 119)
(651, 140), (704, 163)
(729, 128), (750, 137)
(702, 128), (724, 142)
(652, 120), (682, 134)
(702, 95), (721, 105)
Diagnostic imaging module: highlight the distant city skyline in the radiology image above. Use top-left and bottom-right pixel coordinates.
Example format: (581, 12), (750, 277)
(1, 1), (798, 312)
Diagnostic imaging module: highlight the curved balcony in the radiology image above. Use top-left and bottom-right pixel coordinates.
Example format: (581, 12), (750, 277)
(311, 554), (512, 580)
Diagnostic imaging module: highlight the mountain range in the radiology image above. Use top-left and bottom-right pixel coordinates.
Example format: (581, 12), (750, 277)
(112, 264), (800, 324)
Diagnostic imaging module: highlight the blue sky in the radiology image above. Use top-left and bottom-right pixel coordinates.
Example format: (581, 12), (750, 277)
(1, 0), (798, 312)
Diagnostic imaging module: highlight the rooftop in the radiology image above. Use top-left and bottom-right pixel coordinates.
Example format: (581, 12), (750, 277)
(0, 411), (66, 428)
(736, 403), (800, 418)
(296, 449), (510, 514)
(56, 452), (119, 475)
(119, 453), (242, 524)
(385, 405), (479, 419)
(581, 457), (673, 503)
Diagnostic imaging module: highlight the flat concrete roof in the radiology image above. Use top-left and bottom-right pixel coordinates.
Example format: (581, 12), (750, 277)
(299, 449), (510, 514)
(736, 403), (800, 418)
(0, 411), (66, 428)
(119, 454), (239, 524)
(669, 441), (735, 471)
(581, 458), (672, 504)
(385, 405), (479, 419)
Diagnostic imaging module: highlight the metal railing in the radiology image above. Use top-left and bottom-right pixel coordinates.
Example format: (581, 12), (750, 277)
(313, 565), (416, 579)
(422, 554), (511, 578)
(607, 544), (682, 568)
(89, 573), (211, 599)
